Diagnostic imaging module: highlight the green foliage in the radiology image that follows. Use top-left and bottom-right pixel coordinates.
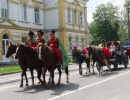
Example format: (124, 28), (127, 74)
(89, 2), (119, 45)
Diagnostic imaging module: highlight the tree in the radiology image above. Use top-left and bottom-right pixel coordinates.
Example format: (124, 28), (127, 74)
(89, 2), (119, 45)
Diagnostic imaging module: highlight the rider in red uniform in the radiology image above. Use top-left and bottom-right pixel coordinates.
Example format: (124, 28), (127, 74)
(25, 31), (36, 48)
(48, 30), (62, 66)
(35, 30), (45, 47)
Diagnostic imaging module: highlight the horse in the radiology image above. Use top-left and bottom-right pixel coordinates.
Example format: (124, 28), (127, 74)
(72, 48), (91, 75)
(38, 44), (69, 86)
(78, 52), (91, 75)
(6, 42), (29, 87)
(72, 48), (82, 64)
(15, 44), (44, 87)
(88, 45), (111, 75)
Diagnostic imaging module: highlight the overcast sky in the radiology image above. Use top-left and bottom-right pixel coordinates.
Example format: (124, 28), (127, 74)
(87, 0), (125, 23)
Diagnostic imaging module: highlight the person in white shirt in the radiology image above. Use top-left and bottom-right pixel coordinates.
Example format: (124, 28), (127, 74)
(109, 42), (115, 56)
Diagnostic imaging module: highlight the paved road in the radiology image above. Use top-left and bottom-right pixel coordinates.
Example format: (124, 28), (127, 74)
(0, 64), (130, 100)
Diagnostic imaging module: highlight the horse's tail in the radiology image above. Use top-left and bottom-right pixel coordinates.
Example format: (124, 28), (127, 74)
(65, 65), (69, 83)
(65, 65), (69, 75)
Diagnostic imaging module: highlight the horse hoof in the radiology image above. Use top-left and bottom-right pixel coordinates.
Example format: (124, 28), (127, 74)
(57, 83), (61, 85)
(20, 84), (23, 87)
(85, 72), (87, 74)
(66, 81), (69, 83)
(26, 84), (28, 86)
(38, 82), (41, 84)
(44, 84), (47, 87)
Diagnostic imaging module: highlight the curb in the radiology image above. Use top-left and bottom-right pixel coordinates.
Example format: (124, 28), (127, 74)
(0, 63), (76, 76)
(0, 66), (86, 85)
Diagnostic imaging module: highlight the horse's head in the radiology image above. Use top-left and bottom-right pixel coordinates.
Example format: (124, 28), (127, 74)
(15, 44), (27, 59)
(6, 42), (17, 58)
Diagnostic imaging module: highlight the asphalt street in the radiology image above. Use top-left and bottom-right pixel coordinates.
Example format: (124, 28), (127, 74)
(0, 63), (130, 100)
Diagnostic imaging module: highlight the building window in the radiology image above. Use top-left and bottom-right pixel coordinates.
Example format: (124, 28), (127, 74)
(35, 7), (40, 23)
(80, 12), (83, 26)
(22, 37), (28, 43)
(20, 4), (27, 21)
(74, 10), (78, 25)
(69, 37), (72, 50)
(82, 38), (84, 49)
(76, 38), (79, 47)
(1, 0), (8, 18)
(2, 34), (9, 55)
(67, 8), (71, 24)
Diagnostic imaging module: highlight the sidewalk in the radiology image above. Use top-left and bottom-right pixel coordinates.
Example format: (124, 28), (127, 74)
(0, 63), (86, 85)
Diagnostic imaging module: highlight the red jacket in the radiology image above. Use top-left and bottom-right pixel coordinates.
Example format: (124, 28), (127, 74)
(26, 38), (36, 48)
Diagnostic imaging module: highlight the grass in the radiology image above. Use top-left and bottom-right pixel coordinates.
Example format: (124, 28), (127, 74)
(0, 65), (21, 74)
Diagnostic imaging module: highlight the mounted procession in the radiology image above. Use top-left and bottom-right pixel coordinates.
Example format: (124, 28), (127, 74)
(6, 30), (130, 87)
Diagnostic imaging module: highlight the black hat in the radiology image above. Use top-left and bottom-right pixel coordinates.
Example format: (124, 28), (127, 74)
(28, 31), (34, 36)
(50, 29), (56, 34)
(37, 30), (44, 36)
(101, 39), (106, 42)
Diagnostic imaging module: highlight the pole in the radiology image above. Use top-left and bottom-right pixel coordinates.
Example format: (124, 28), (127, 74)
(128, 5), (130, 41)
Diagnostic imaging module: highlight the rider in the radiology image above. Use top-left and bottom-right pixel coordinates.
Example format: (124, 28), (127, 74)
(48, 29), (62, 66)
(124, 39), (130, 48)
(109, 41), (115, 56)
(25, 31), (36, 48)
(35, 29), (46, 47)
(99, 39), (111, 58)
(99, 39), (106, 48)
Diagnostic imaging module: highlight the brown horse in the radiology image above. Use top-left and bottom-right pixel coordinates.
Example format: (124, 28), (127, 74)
(38, 44), (69, 86)
(72, 48), (90, 75)
(6, 43), (28, 87)
(15, 44), (44, 86)
(88, 46), (111, 75)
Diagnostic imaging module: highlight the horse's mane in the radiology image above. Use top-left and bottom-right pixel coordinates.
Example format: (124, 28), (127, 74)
(90, 45), (101, 55)
(20, 45), (38, 58)
(7, 43), (17, 49)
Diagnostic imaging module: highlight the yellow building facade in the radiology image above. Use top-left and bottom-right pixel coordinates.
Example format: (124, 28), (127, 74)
(0, 0), (89, 62)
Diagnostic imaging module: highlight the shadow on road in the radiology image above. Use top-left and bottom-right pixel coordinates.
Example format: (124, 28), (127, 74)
(14, 84), (46, 94)
(50, 83), (79, 96)
(14, 83), (79, 95)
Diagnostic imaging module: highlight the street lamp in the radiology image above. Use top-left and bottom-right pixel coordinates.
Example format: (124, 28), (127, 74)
(127, 4), (130, 41)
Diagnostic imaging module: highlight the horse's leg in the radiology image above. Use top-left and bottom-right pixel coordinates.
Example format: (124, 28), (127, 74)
(86, 59), (90, 74)
(24, 72), (28, 86)
(92, 61), (95, 74)
(20, 70), (24, 87)
(42, 67), (47, 86)
(96, 63), (101, 75)
(50, 69), (55, 87)
(23, 66), (28, 86)
(105, 58), (111, 72)
(57, 67), (62, 85)
(65, 66), (69, 83)
(29, 67), (34, 87)
(79, 62), (82, 75)
(37, 68), (43, 85)
(101, 66), (103, 73)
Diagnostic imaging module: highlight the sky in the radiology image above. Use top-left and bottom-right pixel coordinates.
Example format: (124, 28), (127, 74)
(87, 0), (125, 23)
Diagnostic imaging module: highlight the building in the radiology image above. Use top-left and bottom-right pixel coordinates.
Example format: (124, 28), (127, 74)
(0, 0), (89, 62)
